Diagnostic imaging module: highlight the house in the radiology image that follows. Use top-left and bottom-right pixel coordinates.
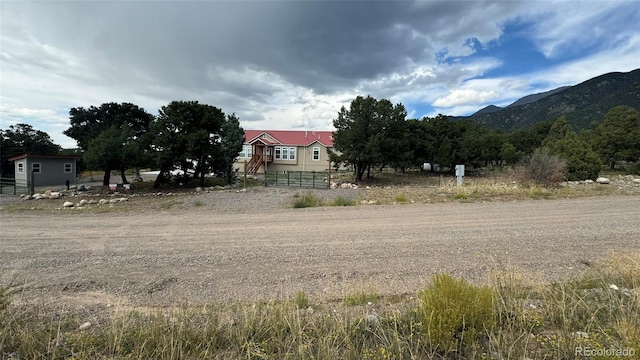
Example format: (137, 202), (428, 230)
(8, 154), (80, 188)
(234, 130), (336, 174)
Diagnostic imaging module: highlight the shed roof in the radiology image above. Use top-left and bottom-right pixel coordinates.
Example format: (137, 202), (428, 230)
(8, 153), (81, 161)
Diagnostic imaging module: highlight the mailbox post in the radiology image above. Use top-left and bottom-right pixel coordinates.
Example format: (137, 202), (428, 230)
(455, 164), (465, 186)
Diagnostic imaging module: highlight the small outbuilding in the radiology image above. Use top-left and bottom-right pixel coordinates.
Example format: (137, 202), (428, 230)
(8, 154), (80, 189)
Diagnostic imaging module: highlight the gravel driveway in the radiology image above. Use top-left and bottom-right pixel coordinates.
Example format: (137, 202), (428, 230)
(1, 193), (639, 308)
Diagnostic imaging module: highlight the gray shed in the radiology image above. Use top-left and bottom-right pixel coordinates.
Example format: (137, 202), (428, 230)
(8, 154), (79, 188)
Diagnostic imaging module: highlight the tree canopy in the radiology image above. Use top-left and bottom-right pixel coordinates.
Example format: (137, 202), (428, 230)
(150, 101), (243, 188)
(591, 105), (640, 169)
(332, 95), (409, 181)
(0, 123), (61, 177)
(64, 103), (154, 185)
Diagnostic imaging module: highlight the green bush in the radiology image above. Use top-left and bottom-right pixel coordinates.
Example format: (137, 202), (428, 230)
(292, 192), (320, 208)
(418, 274), (496, 354)
(394, 194), (409, 203)
(331, 196), (355, 206)
(294, 291), (309, 308)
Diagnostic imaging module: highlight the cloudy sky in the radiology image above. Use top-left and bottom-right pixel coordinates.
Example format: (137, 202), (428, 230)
(1, 1), (638, 148)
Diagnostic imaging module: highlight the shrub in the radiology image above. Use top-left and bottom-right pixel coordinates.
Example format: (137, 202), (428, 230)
(394, 194), (409, 203)
(519, 148), (566, 185)
(418, 274), (495, 354)
(294, 291), (309, 308)
(331, 196), (355, 206)
(343, 292), (379, 306)
(292, 192), (320, 208)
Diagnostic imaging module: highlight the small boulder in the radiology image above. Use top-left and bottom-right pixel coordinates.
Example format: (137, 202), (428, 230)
(50, 192), (61, 199)
(583, 179), (594, 184)
(32, 193), (45, 200)
(595, 177), (610, 184)
(63, 201), (74, 208)
(79, 199), (89, 206)
(98, 199), (109, 205)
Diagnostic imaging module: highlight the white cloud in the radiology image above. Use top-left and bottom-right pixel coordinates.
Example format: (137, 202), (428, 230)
(433, 89), (500, 107)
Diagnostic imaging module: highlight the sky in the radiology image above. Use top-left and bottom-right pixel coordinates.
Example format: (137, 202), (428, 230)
(1, 1), (639, 149)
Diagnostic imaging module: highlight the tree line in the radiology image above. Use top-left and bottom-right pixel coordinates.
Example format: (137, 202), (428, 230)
(331, 96), (640, 182)
(2, 97), (638, 186)
(1, 101), (244, 188)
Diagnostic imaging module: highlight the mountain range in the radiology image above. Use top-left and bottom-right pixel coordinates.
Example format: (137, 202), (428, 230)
(457, 68), (640, 131)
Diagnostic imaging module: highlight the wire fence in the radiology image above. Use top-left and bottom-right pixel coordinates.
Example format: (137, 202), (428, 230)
(0, 177), (29, 195)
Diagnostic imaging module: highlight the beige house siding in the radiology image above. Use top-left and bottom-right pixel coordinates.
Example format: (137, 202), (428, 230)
(234, 144), (332, 173)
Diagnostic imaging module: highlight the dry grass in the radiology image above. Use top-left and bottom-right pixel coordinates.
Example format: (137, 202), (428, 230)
(2, 252), (638, 359)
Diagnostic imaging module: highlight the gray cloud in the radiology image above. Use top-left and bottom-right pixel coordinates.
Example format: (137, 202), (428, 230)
(1, 1), (638, 148)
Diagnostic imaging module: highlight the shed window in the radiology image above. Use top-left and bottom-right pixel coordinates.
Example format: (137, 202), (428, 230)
(313, 147), (320, 161)
(64, 163), (72, 173)
(17, 162), (24, 173)
(32, 163), (41, 173)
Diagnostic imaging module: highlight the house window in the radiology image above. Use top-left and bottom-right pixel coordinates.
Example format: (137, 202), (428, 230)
(239, 145), (252, 158)
(17, 162), (24, 173)
(312, 147), (320, 161)
(274, 146), (297, 160)
(32, 163), (41, 173)
(64, 163), (72, 173)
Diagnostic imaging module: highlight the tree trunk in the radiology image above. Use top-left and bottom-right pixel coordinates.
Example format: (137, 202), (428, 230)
(120, 167), (129, 184)
(102, 168), (111, 186)
(154, 168), (167, 188)
(367, 163), (372, 178)
(610, 160), (616, 170)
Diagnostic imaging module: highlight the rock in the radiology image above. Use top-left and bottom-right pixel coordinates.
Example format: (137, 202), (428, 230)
(44, 189), (52, 197)
(584, 179), (594, 184)
(340, 183), (349, 189)
(22, 194), (32, 200)
(79, 199), (89, 206)
(99, 199), (109, 205)
(63, 201), (74, 208)
(49, 192), (61, 199)
(609, 284), (619, 291)
(78, 322), (92, 330)
(596, 177), (610, 184)
(77, 184), (87, 191)
(195, 187), (202, 192)
(365, 314), (379, 326)
(367, 200), (377, 205)
(32, 193), (45, 200)
(88, 199), (97, 204)
(633, 179), (640, 184)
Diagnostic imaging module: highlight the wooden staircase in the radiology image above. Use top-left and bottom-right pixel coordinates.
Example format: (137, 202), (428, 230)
(246, 154), (263, 175)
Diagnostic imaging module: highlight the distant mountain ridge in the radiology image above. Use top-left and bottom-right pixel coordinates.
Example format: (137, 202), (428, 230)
(459, 69), (640, 131)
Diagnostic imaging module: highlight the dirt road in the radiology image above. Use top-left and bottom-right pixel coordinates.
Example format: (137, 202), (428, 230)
(1, 195), (639, 307)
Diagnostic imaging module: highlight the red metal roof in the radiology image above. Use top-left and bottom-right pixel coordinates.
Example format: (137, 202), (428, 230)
(244, 130), (334, 147)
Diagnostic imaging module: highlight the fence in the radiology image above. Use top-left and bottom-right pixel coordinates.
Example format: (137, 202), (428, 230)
(264, 171), (329, 189)
(0, 177), (29, 195)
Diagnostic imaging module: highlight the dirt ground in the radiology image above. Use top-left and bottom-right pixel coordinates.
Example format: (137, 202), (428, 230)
(1, 193), (639, 310)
